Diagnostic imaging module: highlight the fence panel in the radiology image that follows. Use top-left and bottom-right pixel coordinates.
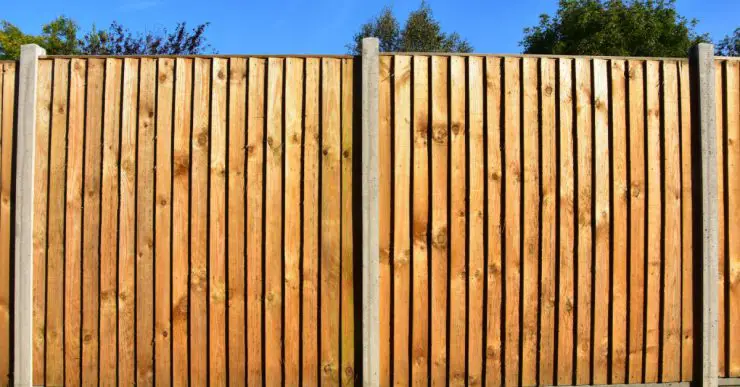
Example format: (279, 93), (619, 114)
(0, 61), (16, 387)
(1, 51), (739, 386)
(717, 56), (740, 379)
(26, 55), (358, 386)
(377, 54), (697, 385)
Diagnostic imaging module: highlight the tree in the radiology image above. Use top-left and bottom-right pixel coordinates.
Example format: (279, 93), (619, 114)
(348, 2), (472, 54)
(520, 0), (709, 57)
(79, 21), (211, 55)
(0, 16), (211, 59)
(716, 28), (739, 57)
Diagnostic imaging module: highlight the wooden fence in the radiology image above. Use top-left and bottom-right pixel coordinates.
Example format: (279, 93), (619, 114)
(24, 55), (358, 386)
(0, 51), (738, 387)
(716, 56), (740, 379)
(0, 61), (17, 387)
(376, 54), (696, 386)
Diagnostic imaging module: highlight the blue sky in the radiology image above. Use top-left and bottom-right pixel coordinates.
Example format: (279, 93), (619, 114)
(3, 0), (739, 55)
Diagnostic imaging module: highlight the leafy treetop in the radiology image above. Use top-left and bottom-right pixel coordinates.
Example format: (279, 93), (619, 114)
(520, 0), (710, 57)
(348, 2), (472, 54)
(0, 16), (211, 59)
(716, 28), (739, 57)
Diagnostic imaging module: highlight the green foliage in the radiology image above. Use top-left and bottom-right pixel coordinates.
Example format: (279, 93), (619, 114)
(0, 16), (210, 59)
(716, 28), (739, 57)
(348, 2), (472, 54)
(521, 0), (709, 57)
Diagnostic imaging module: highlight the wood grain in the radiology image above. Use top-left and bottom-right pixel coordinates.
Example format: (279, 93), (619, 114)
(448, 55), (466, 387)
(190, 57), (210, 386)
(172, 57), (193, 387)
(136, 57), (156, 386)
(154, 57), (174, 386)
(303, 57), (320, 386)
(610, 59), (629, 384)
(284, 57), (303, 386)
(209, 57), (228, 386)
(81, 58), (104, 386)
(485, 56), (503, 387)
(46, 58), (69, 386)
(467, 55), (484, 387)
(429, 55), (448, 387)
(628, 60), (647, 384)
(521, 57), (539, 387)
(227, 57), (247, 385)
(575, 58), (593, 385)
(593, 58), (610, 385)
(321, 57), (341, 386)
(99, 58), (122, 384)
(32, 59), (52, 385)
(246, 57), (265, 386)
(503, 57), (521, 387)
(644, 60), (661, 383)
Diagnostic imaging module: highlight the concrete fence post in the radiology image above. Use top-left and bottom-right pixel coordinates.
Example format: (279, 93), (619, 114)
(689, 43), (718, 387)
(361, 37), (380, 387)
(14, 43), (45, 386)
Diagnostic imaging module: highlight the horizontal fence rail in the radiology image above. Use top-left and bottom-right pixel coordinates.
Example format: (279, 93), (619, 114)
(0, 46), (737, 386)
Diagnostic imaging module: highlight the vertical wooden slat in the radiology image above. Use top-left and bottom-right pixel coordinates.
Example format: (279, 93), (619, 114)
(411, 55), (429, 387)
(662, 61), (682, 382)
(284, 57), (303, 386)
(628, 60), (646, 384)
(321, 57), (341, 386)
(715, 60), (726, 378)
(449, 55), (466, 386)
(64, 58), (85, 387)
(0, 62), (14, 387)
(246, 57), (265, 386)
(726, 59), (740, 377)
(574, 57), (592, 385)
(81, 58), (104, 386)
(467, 55), (484, 387)
(99, 58), (122, 384)
(0, 63), (6, 386)
(539, 57), (556, 386)
(378, 55), (392, 387)
(227, 57), (247, 385)
(265, 57), (284, 385)
(392, 54), (412, 386)
(118, 58), (139, 387)
(557, 58), (576, 386)
(340, 57), (356, 386)
(32, 59), (52, 385)
(46, 58), (69, 386)
(429, 55), (448, 386)
(644, 59), (661, 383)
(521, 57), (539, 387)
(679, 60), (694, 381)
(209, 57), (228, 386)
(190, 57), (210, 386)
(154, 57), (174, 386)
(172, 57), (192, 387)
(485, 56), (503, 386)
(503, 56), (521, 387)
(593, 58), (610, 385)
(302, 57), (320, 386)
(611, 59), (629, 384)
(136, 57), (156, 386)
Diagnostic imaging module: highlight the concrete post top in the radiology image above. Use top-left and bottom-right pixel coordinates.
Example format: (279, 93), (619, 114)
(20, 43), (46, 56)
(362, 37), (380, 51)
